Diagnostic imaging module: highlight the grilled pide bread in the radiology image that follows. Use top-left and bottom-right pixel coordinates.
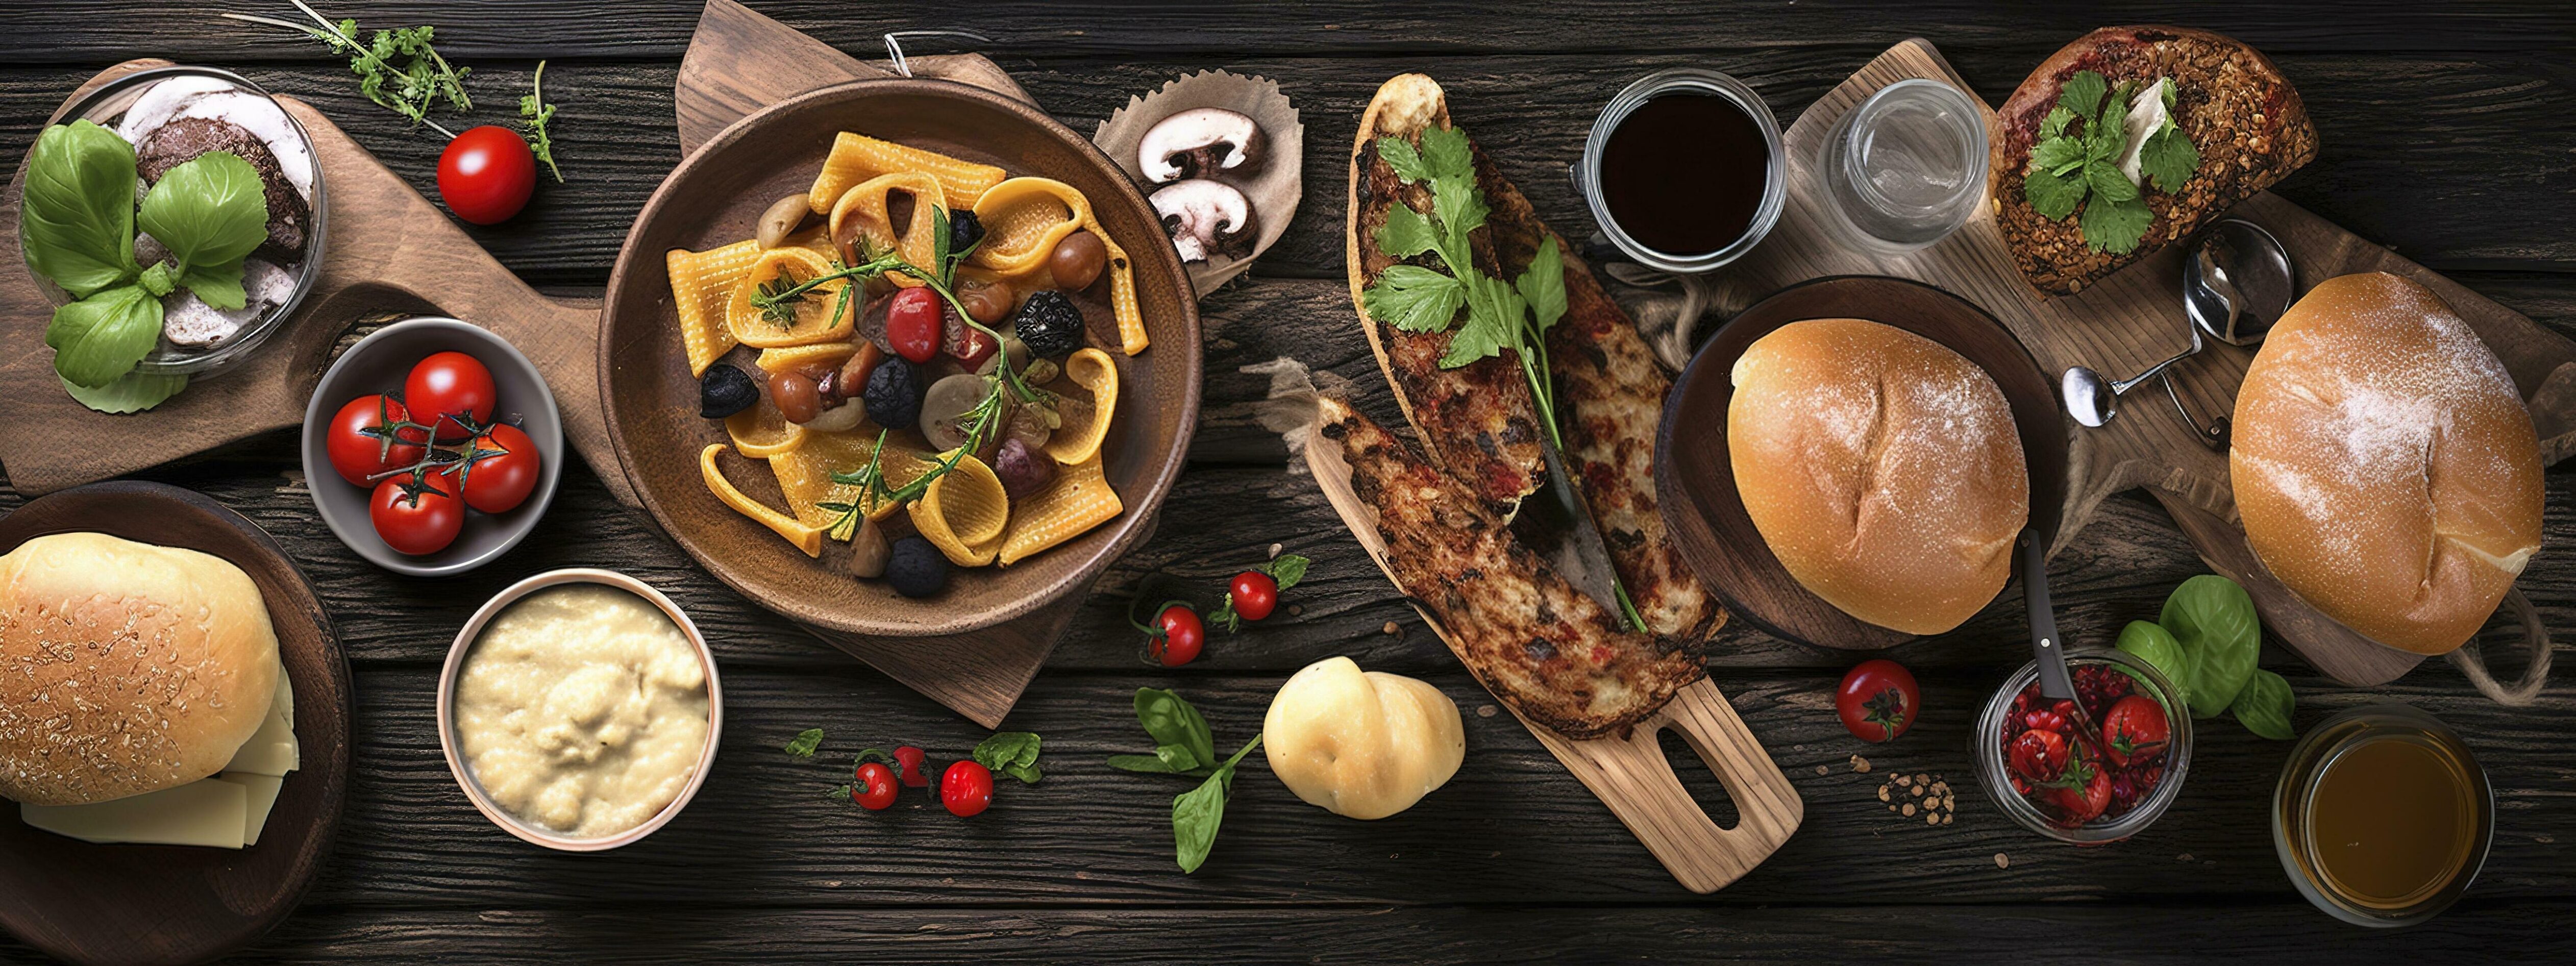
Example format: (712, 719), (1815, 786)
(1319, 395), (1702, 739)
(1347, 72), (1719, 644)
(1992, 26), (2318, 295)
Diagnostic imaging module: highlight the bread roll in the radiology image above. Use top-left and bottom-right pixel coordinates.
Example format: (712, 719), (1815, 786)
(1264, 657), (1463, 820)
(1728, 318), (2028, 634)
(0, 532), (280, 805)
(2232, 272), (2542, 655)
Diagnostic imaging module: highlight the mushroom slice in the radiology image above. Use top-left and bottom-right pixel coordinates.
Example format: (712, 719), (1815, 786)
(1150, 179), (1259, 264)
(1137, 107), (1266, 183)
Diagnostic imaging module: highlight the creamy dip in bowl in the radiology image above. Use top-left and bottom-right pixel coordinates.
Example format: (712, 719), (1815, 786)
(439, 569), (722, 850)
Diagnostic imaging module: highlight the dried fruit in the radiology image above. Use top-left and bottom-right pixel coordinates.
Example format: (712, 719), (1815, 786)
(1013, 289), (1085, 358)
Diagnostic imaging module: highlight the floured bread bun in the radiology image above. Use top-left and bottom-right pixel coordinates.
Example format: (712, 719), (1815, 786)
(0, 532), (280, 805)
(1729, 318), (2029, 634)
(2232, 272), (2542, 655)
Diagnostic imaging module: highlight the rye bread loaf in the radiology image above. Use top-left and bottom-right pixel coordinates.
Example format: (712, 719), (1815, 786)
(1992, 26), (2318, 296)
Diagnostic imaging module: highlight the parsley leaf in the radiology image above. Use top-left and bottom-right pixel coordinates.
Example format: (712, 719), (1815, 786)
(2138, 122), (2200, 194)
(2057, 70), (2108, 119)
(1515, 237), (1567, 335)
(2022, 165), (2087, 220)
(1376, 204), (1439, 259)
(2018, 69), (2197, 254)
(2029, 136), (2089, 176)
(2038, 105), (2076, 140)
(1431, 177), (1488, 239)
(2078, 192), (2153, 254)
(1440, 276), (1518, 367)
(1362, 265), (1466, 334)
(2085, 159), (2139, 203)
(1376, 136), (1431, 183)
(782, 728), (824, 758)
(1418, 125), (1474, 181)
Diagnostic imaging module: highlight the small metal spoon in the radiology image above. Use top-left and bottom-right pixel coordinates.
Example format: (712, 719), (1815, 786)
(2060, 218), (2296, 444)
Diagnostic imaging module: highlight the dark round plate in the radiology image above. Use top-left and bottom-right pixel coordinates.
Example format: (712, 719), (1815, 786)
(1653, 276), (2070, 649)
(0, 481), (351, 966)
(598, 78), (1201, 638)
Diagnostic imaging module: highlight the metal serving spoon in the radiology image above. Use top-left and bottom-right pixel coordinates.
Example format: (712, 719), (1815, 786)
(2059, 218), (2295, 447)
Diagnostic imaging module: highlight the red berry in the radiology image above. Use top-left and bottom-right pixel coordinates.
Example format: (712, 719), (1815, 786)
(940, 760), (994, 817)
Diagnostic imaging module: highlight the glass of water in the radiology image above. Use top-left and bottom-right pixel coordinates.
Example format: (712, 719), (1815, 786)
(1817, 79), (1988, 253)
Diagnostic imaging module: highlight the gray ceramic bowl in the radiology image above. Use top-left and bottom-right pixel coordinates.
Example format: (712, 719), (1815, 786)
(299, 317), (563, 576)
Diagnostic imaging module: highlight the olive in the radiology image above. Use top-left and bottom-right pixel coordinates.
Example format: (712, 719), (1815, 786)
(885, 536), (950, 598)
(770, 369), (823, 425)
(957, 278), (1015, 325)
(976, 336), (1033, 380)
(1013, 290), (1086, 359)
(861, 356), (925, 431)
(947, 208), (986, 254)
(699, 363), (759, 419)
(993, 438), (1055, 500)
(919, 373), (990, 451)
(838, 344), (883, 403)
(1050, 230), (1108, 290)
(756, 193), (810, 249)
(1003, 401), (1055, 452)
(846, 517), (890, 579)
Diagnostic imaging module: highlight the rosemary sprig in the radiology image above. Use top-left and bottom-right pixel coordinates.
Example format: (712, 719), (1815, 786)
(520, 60), (562, 183)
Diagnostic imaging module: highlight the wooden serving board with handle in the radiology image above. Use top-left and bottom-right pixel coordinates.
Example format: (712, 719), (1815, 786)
(0, 1), (1110, 728)
(1670, 38), (2576, 687)
(1303, 428), (1803, 895)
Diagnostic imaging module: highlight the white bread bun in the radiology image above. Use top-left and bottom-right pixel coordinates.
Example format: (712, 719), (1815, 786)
(2231, 272), (2542, 655)
(1728, 318), (2028, 634)
(1263, 657), (1463, 820)
(0, 532), (280, 805)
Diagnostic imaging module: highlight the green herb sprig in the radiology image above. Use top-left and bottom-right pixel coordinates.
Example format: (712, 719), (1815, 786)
(227, 1), (472, 138)
(2021, 71), (2200, 255)
(520, 60), (562, 182)
(972, 732), (1044, 784)
(1209, 554), (1309, 633)
(1106, 688), (1259, 873)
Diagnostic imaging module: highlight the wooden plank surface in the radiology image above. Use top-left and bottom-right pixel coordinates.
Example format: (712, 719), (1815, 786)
(4, 1), (2574, 961)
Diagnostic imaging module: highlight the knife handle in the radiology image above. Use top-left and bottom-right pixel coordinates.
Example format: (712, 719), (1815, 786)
(2020, 528), (2074, 701)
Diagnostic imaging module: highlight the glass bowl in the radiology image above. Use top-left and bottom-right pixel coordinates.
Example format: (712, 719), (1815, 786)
(2272, 704), (2492, 927)
(27, 65), (327, 380)
(1973, 648), (2193, 845)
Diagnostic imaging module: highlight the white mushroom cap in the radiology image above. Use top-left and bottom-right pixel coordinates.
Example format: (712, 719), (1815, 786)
(1150, 179), (1257, 263)
(1137, 107), (1265, 184)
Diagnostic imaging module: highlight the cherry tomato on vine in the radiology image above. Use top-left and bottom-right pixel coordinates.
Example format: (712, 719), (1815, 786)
(1149, 603), (1205, 667)
(404, 351), (498, 441)
(1835, 658), (1919, 742)
(893, 745), (931, 788)
(1227, 572), (1279, 623)
(325, 393), (426, 486)
(369, 477), (463, 556)
(886, 286), (945, 364)
(851, 761), (900, 810)
(2101, 695), (2171, 768)
(436, 423), (542, 514)
(436, 125), (537, 226)
(940, 760), (994, 817)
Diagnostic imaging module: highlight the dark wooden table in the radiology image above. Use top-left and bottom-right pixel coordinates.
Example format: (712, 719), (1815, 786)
(5, 3), (2574, 961)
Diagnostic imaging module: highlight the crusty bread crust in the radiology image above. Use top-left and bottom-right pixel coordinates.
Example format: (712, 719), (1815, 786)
(1992, 26), (2319, 295)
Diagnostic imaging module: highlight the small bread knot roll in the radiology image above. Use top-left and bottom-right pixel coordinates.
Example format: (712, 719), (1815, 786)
(1262, 657), (1464, 820)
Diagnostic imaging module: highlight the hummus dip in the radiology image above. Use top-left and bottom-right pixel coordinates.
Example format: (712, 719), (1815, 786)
(455, 584), (710, 838)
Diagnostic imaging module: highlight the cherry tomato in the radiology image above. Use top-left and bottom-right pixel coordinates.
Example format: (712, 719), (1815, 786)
(1149, 603), (1205, 667)
(2042, 755), (2112, 825)
(940, 760), (994, 817)
(436, 423), (542, 514)
(404, 351), (498, 441)
(1835, 658), (1919, 742)
(1227, 571), (1278, 622)
(1049, 231), (1107, 290)
(2101, 694), (2171, 768)
(436, 125), (538, 226)
(325, 394), (426, 486)
(852, 761), (900, 810)
(2007, 728), (2070, 784)
(893, 745), (930, 788)
(944, 303), (997, 370)
(368, 477), (463, 556)
(886, 286), (944, 364)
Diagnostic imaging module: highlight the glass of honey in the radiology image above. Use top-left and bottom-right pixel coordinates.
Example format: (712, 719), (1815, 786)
(2273, 705), (2493, 927)
(1572, 68), (1786, 273)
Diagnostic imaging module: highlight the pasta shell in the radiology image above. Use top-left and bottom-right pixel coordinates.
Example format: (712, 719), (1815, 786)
(727, 247), (854, 348)
(909, 453), (1011, 566)
(1044, 347), (1119, 466)
(699, 444), (825, 557)
(725, 405), (807, 459)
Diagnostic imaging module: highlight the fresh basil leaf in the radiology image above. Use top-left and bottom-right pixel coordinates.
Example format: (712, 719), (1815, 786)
(22, 120), (139, 298)
(1417, 126), (1474, 182)
(782, 728), (824, 757)
(1377, 203), (1440, 259)
(1171, 735), (1262, 874)
(2114, 620), (2193, 707)
(2038, 105), (2076, 140)
(1363, 265), (1466, 334)
(2085, 160), (2139, 203)
(2022, 166), (2087, 221)
(1134, 688), (1217, 769)
(2077, 193), (2152, 255)
(1430, 175), (1487, 239)
(2230, 668), (2297, 740)
(2028, 136), (2089, 177)
(60, 369), (186, 414)
(1107, 754), (1186, 774)
(45, 285), (162, 389)
(1515, 237), (1567, 335)
(2160, 574), (2262, 717)
(138, 151), (269, 275)
(1376, 136), (1431, 184)
(178, 258), (249, 311)
(2057, 70), (2108, 119)
(972, 732), (1043, 783)
(1267, 554), (1309, 593)
(2138, 122), (2200, 194)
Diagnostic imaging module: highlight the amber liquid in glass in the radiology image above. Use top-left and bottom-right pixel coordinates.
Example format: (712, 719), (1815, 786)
(1598, 94), (1769, 256)
(2309, 736), (2476, 909)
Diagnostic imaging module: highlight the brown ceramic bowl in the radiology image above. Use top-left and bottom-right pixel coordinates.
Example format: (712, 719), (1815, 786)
(599, 78), (1200, 638)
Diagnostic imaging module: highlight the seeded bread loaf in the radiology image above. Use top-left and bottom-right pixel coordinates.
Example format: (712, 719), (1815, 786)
(1992, 26), (2318, 296)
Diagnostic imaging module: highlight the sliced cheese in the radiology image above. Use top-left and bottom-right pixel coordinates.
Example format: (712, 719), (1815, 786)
(224, 673), (301, 778)
(215, 772), (286, 847)
(21, 779), (249, 849)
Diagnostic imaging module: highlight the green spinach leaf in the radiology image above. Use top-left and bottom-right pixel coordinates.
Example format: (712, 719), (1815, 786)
(2160, 575), (2261, 717)
(1133, 688), (1217, 769)
(44, 284), (163, 389)
(1172, 734), (1262, 874)
(59, 370), (187, 414)
(972, 731), (1044, 784)
(2229, 669), (2297, 740)
(22, 120), (138, 298)
(137, 151), (269, 309)
(2114, 620), (2193, 708)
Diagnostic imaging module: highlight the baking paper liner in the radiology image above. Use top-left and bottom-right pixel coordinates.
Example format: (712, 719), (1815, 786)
(1095, 70), (1303, 297)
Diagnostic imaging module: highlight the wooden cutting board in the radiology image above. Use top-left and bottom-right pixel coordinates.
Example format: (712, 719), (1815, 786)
(0, 1), (1099, 728)
(1660, 38), (2576, 687)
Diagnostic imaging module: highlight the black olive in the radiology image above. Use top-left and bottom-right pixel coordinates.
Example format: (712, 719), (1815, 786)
(947, 208), (985, 255)
(1013, 290), (1085, 359)
(862, 356), (925, 430)
(699, 363), (759, 419)
(885, 536), (950, 598)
